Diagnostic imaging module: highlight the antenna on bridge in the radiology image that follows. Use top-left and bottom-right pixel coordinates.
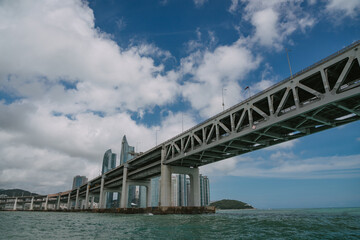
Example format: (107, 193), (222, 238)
(222, 87), (227, 111)
(285, 48), (293, 78)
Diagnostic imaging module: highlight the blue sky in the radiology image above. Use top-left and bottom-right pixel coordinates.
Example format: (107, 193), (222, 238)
(0, 0), (359, 209)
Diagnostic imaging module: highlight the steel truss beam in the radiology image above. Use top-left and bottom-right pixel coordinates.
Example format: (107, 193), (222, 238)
(164, 42), (360, 167)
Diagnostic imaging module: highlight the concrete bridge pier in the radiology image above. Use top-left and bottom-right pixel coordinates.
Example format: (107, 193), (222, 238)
(75, 188), (80, 210)
(99, 176), (106, 208)
(13, 197), (18, 210)
(90, 196), (95, 209)
(56, 194), (61, 210)
(120, 165), (128, 208)
(85, 183), (90, 209)
(44, 196), (49, 210)
(67, 192), (71, 210)
(160, 164), (200, 207)
(30, 197), (34, 210)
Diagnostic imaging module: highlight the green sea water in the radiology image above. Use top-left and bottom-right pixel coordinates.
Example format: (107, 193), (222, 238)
(0, 208), (359, 239)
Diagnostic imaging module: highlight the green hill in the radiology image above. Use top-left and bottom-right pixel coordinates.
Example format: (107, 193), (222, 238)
(0, 189), (38, 197)
(210, 199), (254, 209)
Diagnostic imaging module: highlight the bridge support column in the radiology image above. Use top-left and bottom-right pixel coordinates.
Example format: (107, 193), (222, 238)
(75, 188), (80, 210)
(56, 194), (61, 210)
(90, 196), (94, 209)
(161, 165), (201, 207)
(160, 164), (171, 207)
(30, 197), (34, 210)
(120, 166), (128, 208)
(85, 183), (90, 209)
(67, 192), (71, 210)
(13, 197), (18, 210)
(99, 176), (105, 209)
(189, 168), (200, 207)
(44, 196), (49, 210)
(146, 185), (151, 208)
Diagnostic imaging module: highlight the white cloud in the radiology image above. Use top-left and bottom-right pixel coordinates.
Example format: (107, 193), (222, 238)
(0, 0), (178, 114)
(0, 98), (200, 194)
(229, 0), (240, 13)
(181, 39), (261, 117)
(193, 0), (208, 7)
(266, 139), (299, 151)
(252, 8), (279, 47)
(201, 154), (360, 179)
(241, 0), (316, 50)
(326, 0), (360, 18)
(0, 0), (184, 194)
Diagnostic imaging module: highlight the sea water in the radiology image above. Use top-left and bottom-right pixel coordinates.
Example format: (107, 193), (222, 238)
(0, 208), (359, 239)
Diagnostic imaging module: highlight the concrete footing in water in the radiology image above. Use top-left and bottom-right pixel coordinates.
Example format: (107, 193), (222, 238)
(1, 206), (216, 215)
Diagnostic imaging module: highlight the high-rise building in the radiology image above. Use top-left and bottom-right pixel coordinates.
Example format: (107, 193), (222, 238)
(72, 175), (88, 189)
(120, 135), (135, 165)
(178, 174), (188, 206)
(119, 135), (142, 207)
(102, 149), (116, 174)
(150, 177), (160, 207)
(171, 175), (179, 206)
(102, 149), (116, 208)
(200, 174), (210, 206)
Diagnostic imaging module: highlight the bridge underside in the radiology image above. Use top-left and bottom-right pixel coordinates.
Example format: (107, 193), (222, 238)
(169, 94), (360, 167)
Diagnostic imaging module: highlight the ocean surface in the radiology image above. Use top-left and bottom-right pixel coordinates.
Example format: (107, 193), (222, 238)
(0, 208), (359, 239)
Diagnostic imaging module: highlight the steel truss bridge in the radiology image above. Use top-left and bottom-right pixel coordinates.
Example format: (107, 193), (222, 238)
(1, 41), (359, 210)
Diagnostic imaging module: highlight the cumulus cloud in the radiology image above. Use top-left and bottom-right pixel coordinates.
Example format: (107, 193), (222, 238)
(0, 0), (183, 194)
(0, 0), (178, 114)
(241, 0), (316, 50)
(180, 39), (261, 117)
(326, 0), (360, 18)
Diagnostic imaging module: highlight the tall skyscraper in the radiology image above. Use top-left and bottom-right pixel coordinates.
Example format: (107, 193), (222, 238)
(120, 135), (135, 165)
(102, 149), (116, 208)
(72, 175), (88, 189)
(150, 177), (160, 207)
(119, 135), (142, 207)
(200, 174), (210, 206)
(102, 149), (116, 174)
(178, 174), (188, 206)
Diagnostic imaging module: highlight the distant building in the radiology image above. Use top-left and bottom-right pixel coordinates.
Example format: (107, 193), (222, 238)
(102, 149), (117, 208)
(72, 175), (88, 189)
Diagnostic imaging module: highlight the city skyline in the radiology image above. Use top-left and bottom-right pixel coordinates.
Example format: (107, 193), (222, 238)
(0, 0), (359, 209)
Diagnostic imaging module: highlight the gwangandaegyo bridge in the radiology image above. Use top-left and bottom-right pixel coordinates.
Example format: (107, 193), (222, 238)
(1, 41), (360, 212)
